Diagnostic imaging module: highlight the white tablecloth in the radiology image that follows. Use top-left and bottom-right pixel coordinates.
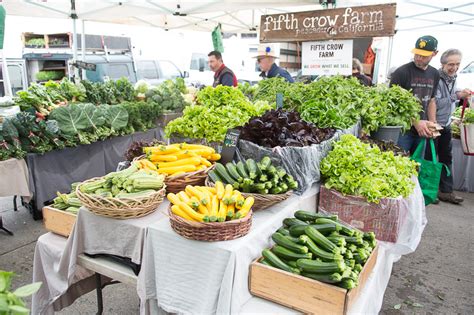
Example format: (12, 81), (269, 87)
(32, 203), (168, 315)
(137, 186), (319, 315)
(0, 158), (31, 199)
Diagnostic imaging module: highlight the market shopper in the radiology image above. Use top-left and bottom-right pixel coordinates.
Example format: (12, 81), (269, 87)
(255, 45), (294, 83)
(208, 51), (238, 87)
(429, 49), (471, 204)
(352, 58), (372, 86)
(390, 35), (440, 153)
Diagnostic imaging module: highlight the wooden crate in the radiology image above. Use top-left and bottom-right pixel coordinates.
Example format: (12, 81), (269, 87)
(250, 246), (379, 314)
(42, 206), (77, 237)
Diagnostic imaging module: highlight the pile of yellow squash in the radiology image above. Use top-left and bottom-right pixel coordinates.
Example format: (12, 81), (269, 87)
(142, 143), (221, 177)
(167, 181), (254, 222)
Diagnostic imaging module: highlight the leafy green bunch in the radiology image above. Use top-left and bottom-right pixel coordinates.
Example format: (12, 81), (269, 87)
(299, 76), (366, 129)
(321, 134), (418, 203)
(145, 78), (188, 112)
(165, 86), (272, 142)
(49, 103), (129, 145)
(0, 270), (42, 315)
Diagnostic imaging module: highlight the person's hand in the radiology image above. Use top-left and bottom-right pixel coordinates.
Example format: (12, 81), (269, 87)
(413, 120), (433, 138)
(458, 89), (472, 99)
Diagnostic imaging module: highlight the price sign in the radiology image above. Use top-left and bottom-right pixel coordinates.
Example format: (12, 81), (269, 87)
(276, 93), (283, 109)
(220, 129), (241, 164)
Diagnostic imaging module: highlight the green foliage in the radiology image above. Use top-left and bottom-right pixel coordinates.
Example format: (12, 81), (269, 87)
(321, 134), (418, 203)
(165, 85), (272, 142)
(35, 71), (64, 82)
(120, 101), (162, 132)
(0, 270), (42, 315)
(145, 78), (188, 112)
(360, 84), (421, 133)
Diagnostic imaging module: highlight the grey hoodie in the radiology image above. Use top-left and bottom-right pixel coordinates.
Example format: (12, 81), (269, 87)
(435, 69), (459, 126)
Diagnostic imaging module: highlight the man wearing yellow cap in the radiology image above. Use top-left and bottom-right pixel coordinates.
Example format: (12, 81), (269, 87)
(390, 35), (440, 153)
(255, 45), (294, 83)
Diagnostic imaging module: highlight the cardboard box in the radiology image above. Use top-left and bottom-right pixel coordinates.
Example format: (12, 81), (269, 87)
(42, 206), (77, 237)
(318, 186), (408, 243)
(250, 246), (378, 314)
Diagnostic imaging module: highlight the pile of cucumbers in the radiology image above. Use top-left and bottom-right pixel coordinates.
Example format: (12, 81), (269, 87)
(260, 210), (377, 289)
(208, 156), (298, 194)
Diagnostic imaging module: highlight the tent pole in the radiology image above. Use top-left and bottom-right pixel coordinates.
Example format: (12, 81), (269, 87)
(72, 18), (78, 80)
(387, 36), (394, 71)
(81, 19), (86, 79)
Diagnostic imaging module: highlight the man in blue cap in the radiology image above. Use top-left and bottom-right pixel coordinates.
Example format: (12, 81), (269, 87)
(255, 44), (294, 83)
(390, 35), (440, 153)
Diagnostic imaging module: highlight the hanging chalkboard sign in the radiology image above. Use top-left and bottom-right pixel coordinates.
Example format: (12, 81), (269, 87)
(276, 93), (283, 108)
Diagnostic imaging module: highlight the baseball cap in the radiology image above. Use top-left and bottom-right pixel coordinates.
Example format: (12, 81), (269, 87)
(411, 35), (438, 56)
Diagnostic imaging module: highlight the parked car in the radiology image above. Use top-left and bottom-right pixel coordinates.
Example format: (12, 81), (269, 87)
(82, 54), (137, 83)
(135, 59), (188, 86)
(457, 61), (474, 91)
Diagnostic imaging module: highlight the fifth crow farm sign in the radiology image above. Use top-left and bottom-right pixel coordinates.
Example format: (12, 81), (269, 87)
(259, 3), (396, 42)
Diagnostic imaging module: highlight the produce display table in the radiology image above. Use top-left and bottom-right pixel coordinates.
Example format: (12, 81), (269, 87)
(452, 138), (474, 192)
(31, 202), (168, 314)
(31, 182), (426, 315)
(25, 128), (163, 218)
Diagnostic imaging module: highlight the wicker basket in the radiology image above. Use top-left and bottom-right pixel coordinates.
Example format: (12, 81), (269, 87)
(76, 177), (166, 219)
(133, 155), (214, 194)
(205, 178), (292, 211)
(168, 205), (252, 241)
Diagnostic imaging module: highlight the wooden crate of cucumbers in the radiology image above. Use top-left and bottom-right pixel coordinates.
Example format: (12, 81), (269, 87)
(250, 210), (378, 314)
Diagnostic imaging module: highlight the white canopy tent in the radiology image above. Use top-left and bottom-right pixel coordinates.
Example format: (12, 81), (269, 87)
(0, 0), (472, 85)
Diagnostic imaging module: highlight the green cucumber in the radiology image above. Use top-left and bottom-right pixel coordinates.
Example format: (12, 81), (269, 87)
(214, 163), (236, 185)
(262, 249), (300, 274)
(296, 259), (346, 274)
(271, 245), (312, 261)
(304, 226), (340, 254)
(283, 218), (308, 227)
(302, 272), (342, 284)
(272, 233), (309, 254)
(246, 159), (258, 179)
(225, 163), (242, 182)
(299, 235), (343, 261)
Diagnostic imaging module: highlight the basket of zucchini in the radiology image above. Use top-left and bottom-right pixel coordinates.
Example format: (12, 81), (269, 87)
(260, 210), (377, 290)
(76, 163), (166, 219)
(166, 182), (254, 241)
(139, 143), (220, 193)
(206, 157), (297, 211)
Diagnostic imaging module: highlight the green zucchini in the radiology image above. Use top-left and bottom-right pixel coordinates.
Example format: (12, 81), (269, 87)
(296, 259), (346, 274)
(267, 165), (277, 175)
(260, 259), (273, 267)
(299, 235), (343, 261)
(285, 235), (303, 244)
(259, 174), (268, 182)
(338, 279), (357, 289)
(271, 245), (312, 261)
(363, 231), (376, 241)
(279, 183), (289, 192)
(270, 187), (283, 194)
(315, 218), (355, 236)
(272, 233), (309, 254)
(341, 267), (352, 279)
(344, 251), (354, 259)
(289, 224), (308, 237)
(276, 166), (287, 179)
(262, 249), (300, 274)
(326, 235), (346, 247)
(311, 223), (340, 235)
(302, 272), (342, 284)
(236, 161), (249, 178)
(304, 226), (340, 254)
(340, 235), (363, 245)
(354, 264), (363, 273)
(252, 183), (266, 191)
(246, 159), (258, 179)
(277, 227), (290, 236)
(264, 181), (273, 189)
(294, 210), (338, 222)
(345, 259), (355, 269)
(283, 259), (298, 268)
(225, 163), (242, 182)
(259, 156), (272, 170)
(214, 163), (236, 185)
(283, 218), (308, 227)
